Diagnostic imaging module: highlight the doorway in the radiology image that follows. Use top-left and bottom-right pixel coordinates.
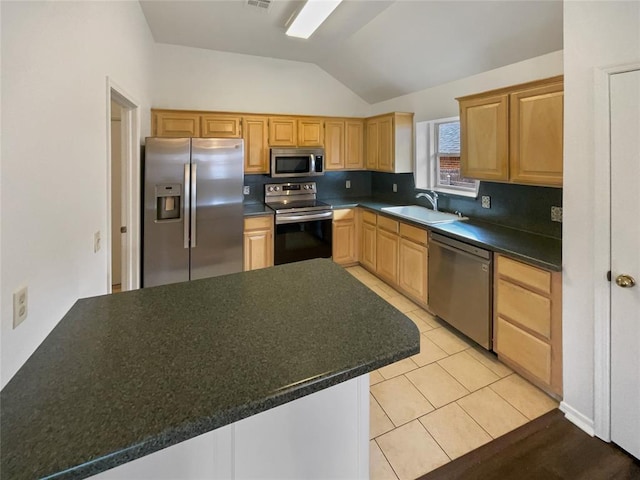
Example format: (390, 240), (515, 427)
(108, 80), (141, 293)
(593, 65), (640, 460)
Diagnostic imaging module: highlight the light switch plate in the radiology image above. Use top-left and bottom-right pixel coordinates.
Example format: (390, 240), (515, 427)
(551, 206), (563, 222)
(345, 180), (351, 189)
(481, 196), (491, 209)
(392, 183), (397, 193)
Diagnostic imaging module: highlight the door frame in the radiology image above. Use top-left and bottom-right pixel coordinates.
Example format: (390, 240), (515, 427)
(106, 78), (141, 292)
(593, 62), (640, 441)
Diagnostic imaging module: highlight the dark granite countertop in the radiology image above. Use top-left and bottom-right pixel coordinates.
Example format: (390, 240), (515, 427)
(323, 197), (561, 271)
(243, 203), (274, 217)
(1, 259), (419, 480)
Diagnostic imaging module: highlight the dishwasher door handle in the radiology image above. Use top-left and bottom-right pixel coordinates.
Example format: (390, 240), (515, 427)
(430, 239), (491, 265)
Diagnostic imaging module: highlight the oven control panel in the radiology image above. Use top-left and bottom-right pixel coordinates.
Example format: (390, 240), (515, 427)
(265, 182), (316, 196)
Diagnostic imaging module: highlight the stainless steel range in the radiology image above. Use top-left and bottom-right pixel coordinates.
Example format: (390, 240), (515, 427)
(265, 182), (333, 265)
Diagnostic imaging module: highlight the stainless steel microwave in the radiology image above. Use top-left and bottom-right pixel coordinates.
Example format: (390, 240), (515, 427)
(270, 148), (324, 178)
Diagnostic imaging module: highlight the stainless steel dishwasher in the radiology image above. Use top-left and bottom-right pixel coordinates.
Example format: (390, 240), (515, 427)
(428, 232), (493, 349)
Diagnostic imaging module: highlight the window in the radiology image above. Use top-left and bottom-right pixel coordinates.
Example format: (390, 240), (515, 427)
(414, 116), (479, 197)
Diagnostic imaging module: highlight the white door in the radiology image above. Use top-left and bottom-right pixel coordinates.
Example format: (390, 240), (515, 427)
(610, 68), (640, 460)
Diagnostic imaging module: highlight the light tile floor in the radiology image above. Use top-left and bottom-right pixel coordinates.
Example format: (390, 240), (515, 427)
(344, 265), (559, 480)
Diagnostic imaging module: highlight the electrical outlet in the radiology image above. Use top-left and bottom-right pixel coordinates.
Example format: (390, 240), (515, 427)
(392, 183), (398, 193)
(94, 231), (101, 253)
(243, 186), (250, 195)
(551, 206), (563, 222)
(481, 196), (491, 209)
(13, 286), (28, 328)
(345, 180), (351, 189)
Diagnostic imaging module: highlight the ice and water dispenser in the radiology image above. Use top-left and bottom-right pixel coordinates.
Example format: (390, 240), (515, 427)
(155, 184), (181, 221)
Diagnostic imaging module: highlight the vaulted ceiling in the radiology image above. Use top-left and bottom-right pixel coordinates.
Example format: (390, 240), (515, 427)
(139, 0), (563, 104)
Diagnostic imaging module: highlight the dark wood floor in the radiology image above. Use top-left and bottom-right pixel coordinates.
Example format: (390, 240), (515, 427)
(418, 409), (640, 480)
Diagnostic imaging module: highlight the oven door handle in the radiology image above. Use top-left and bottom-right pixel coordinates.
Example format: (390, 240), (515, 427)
(275, 211), (333, 225)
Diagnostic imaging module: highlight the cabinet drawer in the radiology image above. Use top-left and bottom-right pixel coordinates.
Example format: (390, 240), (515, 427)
(333, 209), (355, 221)
(399, 223), (427, 245)
(244, 216), (272, 231)
(377, 215), (399, 233)
(496, 317), (551, 383)
(497, 255), (551, 294)
(361, 210), (377, 225)
(497, 279), (551, 338)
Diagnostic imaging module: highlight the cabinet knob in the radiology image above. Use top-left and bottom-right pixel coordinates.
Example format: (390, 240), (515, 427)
(615, 274), (636, 288)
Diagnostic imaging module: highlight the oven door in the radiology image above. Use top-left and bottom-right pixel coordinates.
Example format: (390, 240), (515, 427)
(274, 211), (333, 265)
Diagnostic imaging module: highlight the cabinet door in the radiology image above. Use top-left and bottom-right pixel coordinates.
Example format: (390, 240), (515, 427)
(365, 119), (379, 170)
(243, 217), (273, 271)
(269, 117), (297, 146)
(376, 228), (398, 286)
(459, 94), (509, 181)
(509, 82), (563, 186)
(243, 116), (269, 174)
(398, 238), (428, 305)
(153, 111), (200, 137)
(378, 115), (394, 172)
(201, 115), (242, 138)
(360, 221), (377, 272)
(298, 118), (324, 147)
(325, 120), (345, 170)
(345, 120), (364, 170)
(332, 210), (356, 265)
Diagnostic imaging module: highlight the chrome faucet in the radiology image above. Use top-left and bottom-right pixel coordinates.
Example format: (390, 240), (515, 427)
(416, 191), (439, 211)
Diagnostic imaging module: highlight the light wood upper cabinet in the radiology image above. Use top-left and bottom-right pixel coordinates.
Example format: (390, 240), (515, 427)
(201, 114), (242, 138)
(459, 94), (509, 181)
(152, 110), (200, 137)
(243, 216), (273, 271)
(365, 119), (379, 170)
(493, 254), (562, 397)
(345, 120), (364, 170)
(269, 117), (297, 146)
(325, 120), (345, 170)
(243, 116), (269, 174)
(457, 76), (563, 187)
(364, 112), (413, 173)
(298, 118), (324, 147)
(332, 209), (357, 266)
(510, 82), (563, 186)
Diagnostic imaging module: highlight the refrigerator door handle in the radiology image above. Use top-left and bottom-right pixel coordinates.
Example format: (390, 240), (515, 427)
(191, 163), (197, 248)
(183, 163), (191, 249)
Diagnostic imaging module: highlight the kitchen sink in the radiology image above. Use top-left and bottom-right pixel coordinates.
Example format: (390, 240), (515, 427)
(381, 205), (467, 225)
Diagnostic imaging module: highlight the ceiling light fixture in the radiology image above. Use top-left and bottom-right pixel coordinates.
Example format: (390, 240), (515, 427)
(286, 0), (343, 39)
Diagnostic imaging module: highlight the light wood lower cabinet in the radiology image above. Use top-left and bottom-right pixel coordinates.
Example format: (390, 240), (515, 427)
(376, 216), (399, 285)
(332, 209), (357, 266)
(359, 210), (377, 272)
(398, 223), (428, 306)
(494, 254), (562, 397)
(243, 216), (273, 271)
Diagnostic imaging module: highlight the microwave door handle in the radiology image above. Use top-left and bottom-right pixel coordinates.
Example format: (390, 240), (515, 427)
(183, 163), (190, 249)
(310, 154), (316, 175)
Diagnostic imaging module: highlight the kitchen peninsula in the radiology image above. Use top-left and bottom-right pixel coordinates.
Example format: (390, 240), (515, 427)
(1, 259), (420, 479)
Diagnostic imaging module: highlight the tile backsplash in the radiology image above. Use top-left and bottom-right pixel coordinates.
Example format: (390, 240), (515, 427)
(244, 171), (562, 239)
(371, 172), (562, 239)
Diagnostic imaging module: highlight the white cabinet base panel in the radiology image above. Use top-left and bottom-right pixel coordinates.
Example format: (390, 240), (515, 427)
(91, 375), (370, 479)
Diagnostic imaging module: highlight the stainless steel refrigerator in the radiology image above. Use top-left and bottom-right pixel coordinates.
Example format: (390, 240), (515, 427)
(143, 137), (244, 288)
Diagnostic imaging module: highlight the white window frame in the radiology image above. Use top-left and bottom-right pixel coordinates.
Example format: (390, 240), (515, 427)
(414, 116), (479, 198)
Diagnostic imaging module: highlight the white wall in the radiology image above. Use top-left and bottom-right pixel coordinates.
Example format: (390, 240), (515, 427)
(367, 50), (563, 120)
(1, 1), (154, 387)
(562, 1), (640, 428)
(152, 44), (370, 117)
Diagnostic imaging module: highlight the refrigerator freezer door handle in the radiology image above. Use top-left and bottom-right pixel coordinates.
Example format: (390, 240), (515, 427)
(183, 163), (190, 249)
(191, 163), (197, 248)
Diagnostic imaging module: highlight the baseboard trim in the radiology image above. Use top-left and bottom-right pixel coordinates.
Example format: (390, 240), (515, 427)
(560, 401), (595, 436)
